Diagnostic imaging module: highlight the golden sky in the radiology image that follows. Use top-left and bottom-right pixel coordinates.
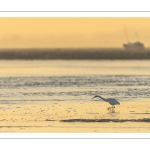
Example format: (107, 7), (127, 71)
(0, 18), (150, 48)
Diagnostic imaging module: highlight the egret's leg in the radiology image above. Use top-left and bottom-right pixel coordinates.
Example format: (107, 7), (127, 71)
(112, 108), (115, 113)
(112, 105), (115, 113)
(107, 107), (110, 110)
(110, 106), (112, 113)
(111, 106), (113, 111)
(107, 107), (112, 113)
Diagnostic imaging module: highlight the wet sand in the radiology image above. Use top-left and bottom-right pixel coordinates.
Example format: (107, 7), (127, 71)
(0, 100), (150, 132)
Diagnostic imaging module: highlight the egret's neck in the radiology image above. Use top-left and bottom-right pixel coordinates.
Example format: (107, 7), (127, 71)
(98, 96), (107, 102)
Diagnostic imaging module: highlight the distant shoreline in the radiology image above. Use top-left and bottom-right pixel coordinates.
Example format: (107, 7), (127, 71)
(0, 48), (150, 59)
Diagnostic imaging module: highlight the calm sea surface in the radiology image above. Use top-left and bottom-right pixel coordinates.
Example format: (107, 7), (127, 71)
(0, 60), (150, 104)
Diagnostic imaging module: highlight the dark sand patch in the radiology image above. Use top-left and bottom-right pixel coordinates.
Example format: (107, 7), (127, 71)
(59, 118), (150, 123)
(45, 119), (56, 121)
(130, 113), (150, 114)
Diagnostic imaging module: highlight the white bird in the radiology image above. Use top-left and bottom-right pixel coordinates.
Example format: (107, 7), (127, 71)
(92, 95), (120, 112)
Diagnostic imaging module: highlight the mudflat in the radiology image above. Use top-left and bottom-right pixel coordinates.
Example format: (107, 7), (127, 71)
(0, 100), (150, 132)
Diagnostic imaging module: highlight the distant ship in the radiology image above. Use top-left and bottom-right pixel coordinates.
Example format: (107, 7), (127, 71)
(123, 26), (145, 50)
(123, 41), (145, 50)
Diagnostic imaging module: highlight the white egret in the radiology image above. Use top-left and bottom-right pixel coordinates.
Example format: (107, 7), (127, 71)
(92, 95), (120, 112)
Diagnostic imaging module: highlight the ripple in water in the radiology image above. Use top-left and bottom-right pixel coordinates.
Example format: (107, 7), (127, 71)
(0, 75), (149, 104)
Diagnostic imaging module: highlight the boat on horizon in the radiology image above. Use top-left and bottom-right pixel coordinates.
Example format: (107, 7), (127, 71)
(123, 41), (145, 50)
(123, 26), (145, 50)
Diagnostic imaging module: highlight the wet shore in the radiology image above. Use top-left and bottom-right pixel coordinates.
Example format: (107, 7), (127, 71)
(0, 100), (150, 132)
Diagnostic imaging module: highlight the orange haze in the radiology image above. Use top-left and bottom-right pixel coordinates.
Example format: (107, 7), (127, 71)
(0, 18), (150, 48)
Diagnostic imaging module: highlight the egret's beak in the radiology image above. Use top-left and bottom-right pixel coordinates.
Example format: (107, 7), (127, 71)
(92, 96), (95, 99)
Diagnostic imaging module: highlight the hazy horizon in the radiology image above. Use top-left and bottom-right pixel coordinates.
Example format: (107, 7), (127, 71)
(0, 18), (150, 49)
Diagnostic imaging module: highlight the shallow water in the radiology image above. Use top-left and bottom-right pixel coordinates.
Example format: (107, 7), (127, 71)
(0, 60), (150, 103)
(0, 60), (150, 132)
